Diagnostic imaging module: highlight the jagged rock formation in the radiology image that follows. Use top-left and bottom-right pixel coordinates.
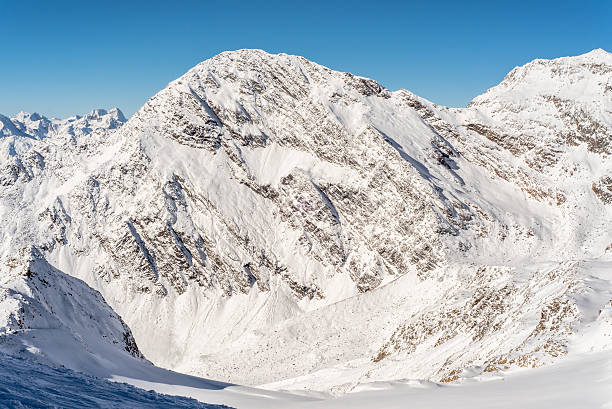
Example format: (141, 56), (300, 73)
(1, 49), (611, 393)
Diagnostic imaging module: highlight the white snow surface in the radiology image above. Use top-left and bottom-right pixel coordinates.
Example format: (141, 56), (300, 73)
(1, 49), (612, 407)
(113, 349), (612, 409)
(0, 352), (229, 409)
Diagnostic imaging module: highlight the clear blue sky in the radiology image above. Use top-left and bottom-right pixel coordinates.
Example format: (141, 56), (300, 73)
(1, 0), (610, 118)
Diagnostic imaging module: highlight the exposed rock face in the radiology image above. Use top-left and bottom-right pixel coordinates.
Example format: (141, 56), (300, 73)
(592, 176), (612, 204)
(0, 247), (145, 366)
(1, 49), (611, 392)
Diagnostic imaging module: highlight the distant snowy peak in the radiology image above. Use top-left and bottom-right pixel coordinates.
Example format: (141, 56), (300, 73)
(7, 108), (126, 140)
(455, 48), (612, 182)
(471, 48), (612, 105)
(0, 114), (30, 139)
(0, 107), (127, 186)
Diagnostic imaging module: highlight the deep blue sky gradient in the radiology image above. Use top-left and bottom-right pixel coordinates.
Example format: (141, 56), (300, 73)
(1, 0), (610, 118)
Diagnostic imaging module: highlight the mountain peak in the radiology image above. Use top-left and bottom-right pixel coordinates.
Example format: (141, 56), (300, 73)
(107, 107), (126, 122)
(130, 47), (390, 151)
(0, 113), (29, 138)
(84, 107), (126, 122)
(14, 111), (45, 122)
(469, 48), (612, 108)
(581, 47), (611, 58)
(89, 108), (108, 117)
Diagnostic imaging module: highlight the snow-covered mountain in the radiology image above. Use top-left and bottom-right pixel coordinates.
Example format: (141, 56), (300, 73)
(1, 49), (611, 404)
(9, 108), (125, 140)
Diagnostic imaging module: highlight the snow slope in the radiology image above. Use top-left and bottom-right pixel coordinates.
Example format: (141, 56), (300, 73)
(0, 48), (611, 406)
(6, 350), (608, 409)
(255, 350), (612, 409)
(295, 349), (612, 409)
(0, 352), (229, 409)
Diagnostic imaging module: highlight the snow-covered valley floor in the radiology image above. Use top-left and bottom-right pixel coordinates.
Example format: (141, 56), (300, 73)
(3, 349), (608, 408)
(300, 350), (612, 409)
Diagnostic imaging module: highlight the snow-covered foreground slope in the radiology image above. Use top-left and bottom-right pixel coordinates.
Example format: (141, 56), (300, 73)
(5, 350), (608, 409)
(1, 48), (612, 406)
(23, 349), (605, 409)
(0, 352), (229, 409)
